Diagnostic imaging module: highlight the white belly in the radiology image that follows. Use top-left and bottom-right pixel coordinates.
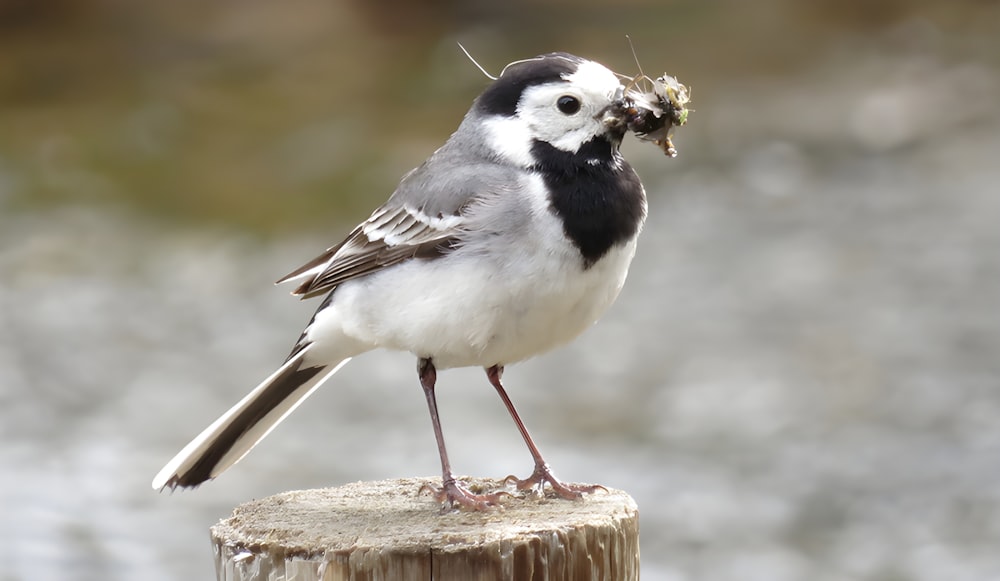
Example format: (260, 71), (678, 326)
(313, 236), (637, 369)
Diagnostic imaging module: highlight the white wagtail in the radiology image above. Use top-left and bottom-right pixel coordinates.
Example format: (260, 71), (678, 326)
(153, 52), (652, 509)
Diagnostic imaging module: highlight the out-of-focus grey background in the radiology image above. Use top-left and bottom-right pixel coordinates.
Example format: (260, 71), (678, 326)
(2, 1), (999, 579)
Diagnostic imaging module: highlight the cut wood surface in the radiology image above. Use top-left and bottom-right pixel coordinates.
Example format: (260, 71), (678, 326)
(211, 476), (639, 581)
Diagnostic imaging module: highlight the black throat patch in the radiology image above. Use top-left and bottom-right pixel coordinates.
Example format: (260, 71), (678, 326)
(531, 137), (646, 267)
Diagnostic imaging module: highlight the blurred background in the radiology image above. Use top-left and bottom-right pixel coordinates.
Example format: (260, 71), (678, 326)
(2, 0), (999, 579)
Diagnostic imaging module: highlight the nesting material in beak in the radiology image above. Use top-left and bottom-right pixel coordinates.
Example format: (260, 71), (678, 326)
(622, 74), (691, 158)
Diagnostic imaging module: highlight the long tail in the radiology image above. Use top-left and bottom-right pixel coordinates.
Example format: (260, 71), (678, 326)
(152, 346), (350, 490)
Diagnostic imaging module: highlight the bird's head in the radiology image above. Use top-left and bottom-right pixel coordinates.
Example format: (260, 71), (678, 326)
(470, 53), (629, 168)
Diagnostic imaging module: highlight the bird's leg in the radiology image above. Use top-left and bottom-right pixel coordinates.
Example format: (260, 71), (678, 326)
(486, 365), (605, 499)
(417, 358), (506, 510)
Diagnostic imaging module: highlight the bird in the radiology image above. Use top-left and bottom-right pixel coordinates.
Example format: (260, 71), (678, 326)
(152, 52), (648, 509)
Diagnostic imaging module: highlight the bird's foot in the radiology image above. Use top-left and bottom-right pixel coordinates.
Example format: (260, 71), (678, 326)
(504, 463), (607, 500)
(419, 477), (510, 511)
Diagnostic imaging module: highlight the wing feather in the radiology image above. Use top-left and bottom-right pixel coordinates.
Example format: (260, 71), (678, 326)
(276, 204), (464, 299)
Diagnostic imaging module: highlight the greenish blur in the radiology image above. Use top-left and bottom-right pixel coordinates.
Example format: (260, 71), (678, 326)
(0, 0), (995, 233)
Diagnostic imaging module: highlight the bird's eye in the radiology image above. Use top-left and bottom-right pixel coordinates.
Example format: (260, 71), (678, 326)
(556, 95), (581, 115)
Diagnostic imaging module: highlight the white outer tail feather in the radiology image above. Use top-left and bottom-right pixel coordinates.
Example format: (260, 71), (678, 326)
(151, 347), (351, 490)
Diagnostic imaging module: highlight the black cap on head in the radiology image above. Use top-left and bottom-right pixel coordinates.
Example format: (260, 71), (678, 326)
(476, 53), (584, 117)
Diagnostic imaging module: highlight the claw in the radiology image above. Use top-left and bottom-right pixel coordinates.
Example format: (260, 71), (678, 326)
(419, 478), (510, 511)
(505, 464), (607, 500)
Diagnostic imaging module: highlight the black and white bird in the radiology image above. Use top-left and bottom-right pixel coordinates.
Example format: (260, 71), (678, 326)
(152, 52), (648, 509)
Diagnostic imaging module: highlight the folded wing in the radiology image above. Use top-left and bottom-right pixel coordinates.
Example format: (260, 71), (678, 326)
(277, 203), (465, 299)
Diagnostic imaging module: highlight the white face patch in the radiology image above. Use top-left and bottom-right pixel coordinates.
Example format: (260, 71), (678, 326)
(478, 57), (625, 168)
(513, 59), (625, 157)
(563, 60), (621, 102)
(482, 114), (536, 168)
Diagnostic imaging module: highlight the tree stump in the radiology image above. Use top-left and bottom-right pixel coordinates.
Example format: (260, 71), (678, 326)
(210, 476), (639, 580)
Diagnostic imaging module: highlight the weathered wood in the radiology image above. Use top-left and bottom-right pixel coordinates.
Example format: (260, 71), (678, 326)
(211, 476), (639, 581)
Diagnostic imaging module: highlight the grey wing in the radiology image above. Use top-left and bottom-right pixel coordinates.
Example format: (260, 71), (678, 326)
(276, 203), (465, 299)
